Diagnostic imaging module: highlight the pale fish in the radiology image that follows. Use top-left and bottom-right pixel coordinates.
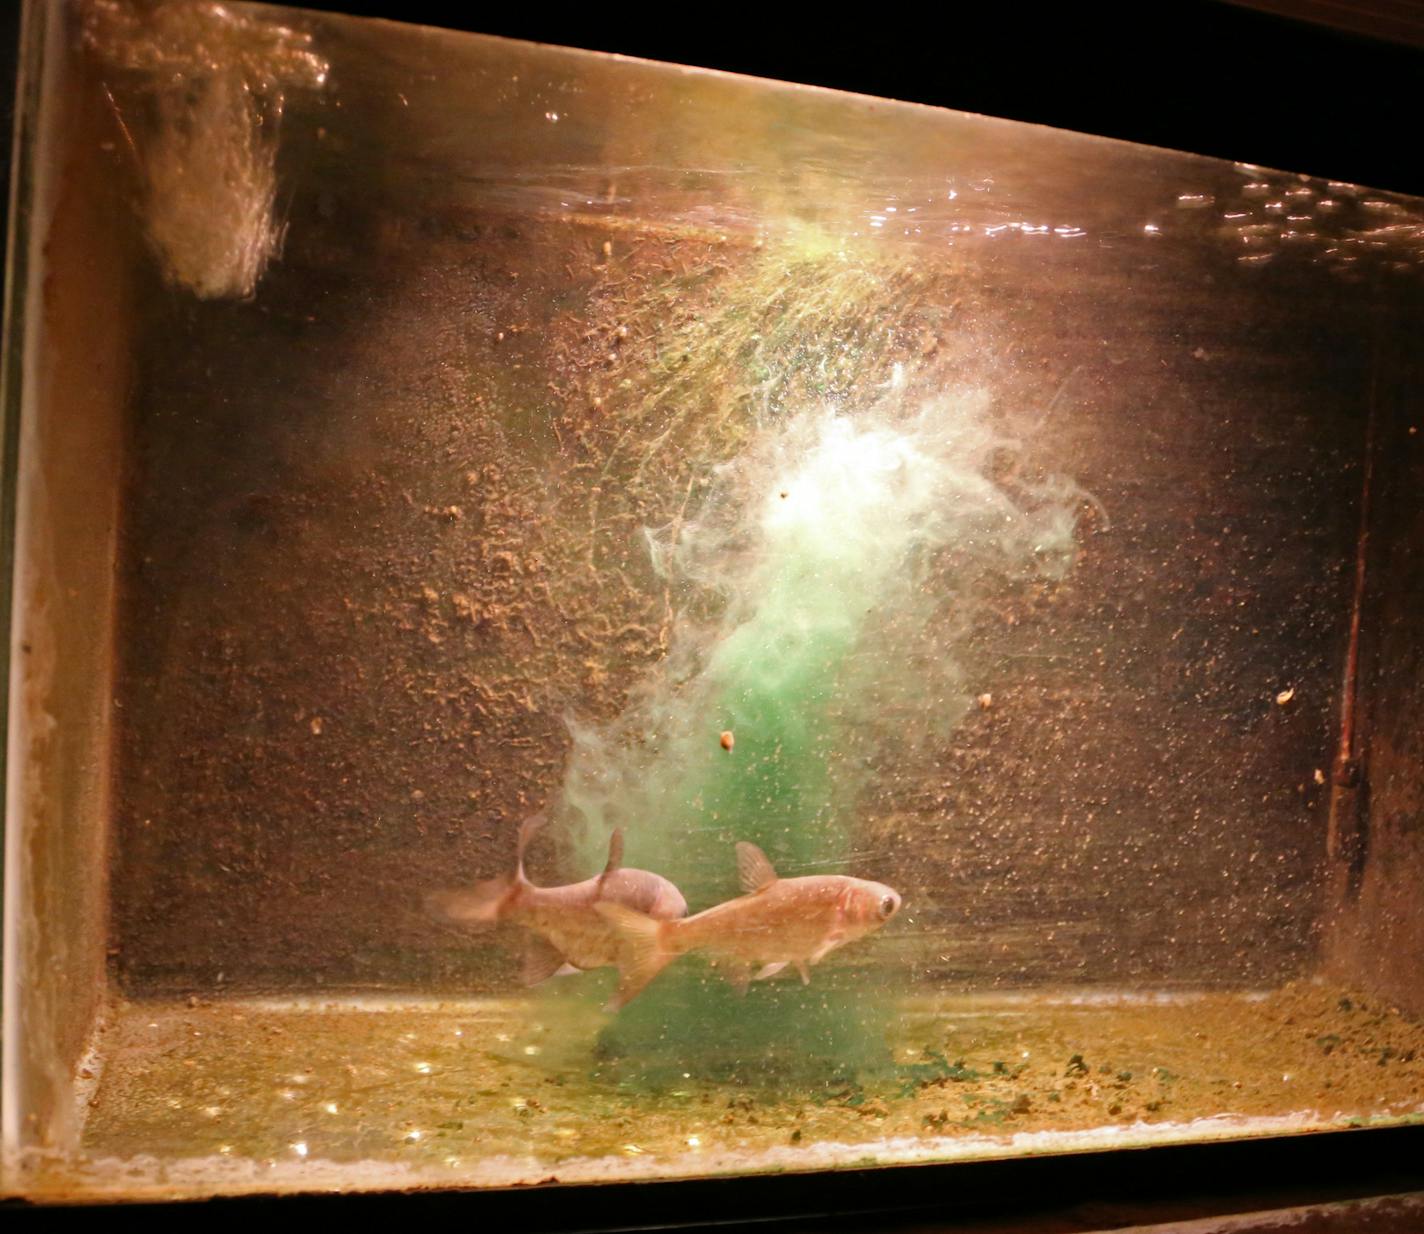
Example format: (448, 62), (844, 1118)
(426, 815), (688, 986)
(596, 841), (902, 1010)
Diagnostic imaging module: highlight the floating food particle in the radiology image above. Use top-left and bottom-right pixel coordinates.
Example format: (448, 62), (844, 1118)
(977, 693), (993, 710)
(1276, 687), (1295, 705)
(720, 730), (735, 752)
(1314, 768), (1327, 785)
(309, 716), (323, 735)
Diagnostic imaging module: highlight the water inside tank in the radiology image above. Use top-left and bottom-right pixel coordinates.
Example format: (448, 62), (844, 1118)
(4, 0), (1423, 1203)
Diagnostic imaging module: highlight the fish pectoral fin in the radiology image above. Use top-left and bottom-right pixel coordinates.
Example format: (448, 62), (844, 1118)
(807, 934), (844, 966)
(727, 965), (753, 997)
(735, 842), (778, 894)
(752, 961), (788, 982)
(794, 960), (811, 985)
(521, 936), (571, 987)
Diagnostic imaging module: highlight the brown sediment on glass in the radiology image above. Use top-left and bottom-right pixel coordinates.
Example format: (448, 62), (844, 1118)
(104, 182), (1371, 999)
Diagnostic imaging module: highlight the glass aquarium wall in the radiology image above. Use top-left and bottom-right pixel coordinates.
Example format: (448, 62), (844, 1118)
(3, 0), (1423, 1204)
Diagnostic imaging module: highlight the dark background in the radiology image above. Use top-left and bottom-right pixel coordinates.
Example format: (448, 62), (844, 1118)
(276, 0), (1424, 198)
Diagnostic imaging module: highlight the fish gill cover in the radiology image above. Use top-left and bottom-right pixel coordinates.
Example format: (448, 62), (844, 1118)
(553, 357), (1088, 1085)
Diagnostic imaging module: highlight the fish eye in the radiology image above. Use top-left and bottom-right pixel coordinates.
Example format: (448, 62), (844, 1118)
(879, 893), (898, 919)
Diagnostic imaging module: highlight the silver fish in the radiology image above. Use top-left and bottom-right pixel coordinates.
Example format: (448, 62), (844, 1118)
(426, 815), (688, 986)
(596, 841), (902, 1009)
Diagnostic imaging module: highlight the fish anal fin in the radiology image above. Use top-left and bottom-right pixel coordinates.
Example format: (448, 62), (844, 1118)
(752, 961), (788, 982)
(735, 842), (778, 894)
(521, 936), (570, 987)
(553, 963), (581, 978)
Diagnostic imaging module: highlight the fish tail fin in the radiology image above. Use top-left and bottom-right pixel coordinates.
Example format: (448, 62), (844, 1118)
(423, 876), (514, 928)
(427, 811), (542, 926)
(595, 903), (676, 1011)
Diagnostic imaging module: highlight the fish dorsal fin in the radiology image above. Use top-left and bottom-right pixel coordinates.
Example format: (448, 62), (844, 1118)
(515, 812), (546, 883)
(601, 828), (625, 880)
(735, 842), (778, 894)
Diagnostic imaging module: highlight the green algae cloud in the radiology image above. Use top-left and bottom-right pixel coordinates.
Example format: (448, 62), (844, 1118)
(555, 390), (1088, 1084)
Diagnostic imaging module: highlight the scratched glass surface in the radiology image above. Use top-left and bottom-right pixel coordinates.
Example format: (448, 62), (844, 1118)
(5, 0), (1424, 1203)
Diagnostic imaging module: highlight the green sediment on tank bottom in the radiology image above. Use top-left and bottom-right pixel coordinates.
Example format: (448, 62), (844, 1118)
(66, 983), (1424, 1193)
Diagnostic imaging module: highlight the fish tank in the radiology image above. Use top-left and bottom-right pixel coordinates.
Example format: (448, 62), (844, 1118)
(3, 0), (1423, 1217)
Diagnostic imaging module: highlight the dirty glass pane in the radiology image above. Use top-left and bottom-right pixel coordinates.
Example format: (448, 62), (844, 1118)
(4, 0), (1423, 1202)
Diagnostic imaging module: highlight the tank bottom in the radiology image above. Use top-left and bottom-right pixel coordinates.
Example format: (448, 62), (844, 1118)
(21, 979), (1424, 1200)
